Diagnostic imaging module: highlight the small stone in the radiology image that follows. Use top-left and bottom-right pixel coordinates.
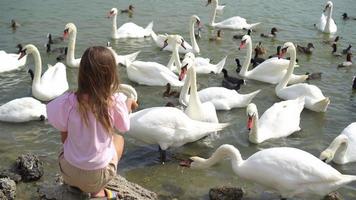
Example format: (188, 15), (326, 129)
(209, 186), (244, 200)
(15, 153), (44, 181)
(0, 178), (16, 200)
(0, 170), (22, 183)
(324, 191), (343, 200)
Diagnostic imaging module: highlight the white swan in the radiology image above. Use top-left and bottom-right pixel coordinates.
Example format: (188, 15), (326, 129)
(316, 1), (337, 34)
(127, 107), (229, 162)
(18, 44), (68, 102)
(126, 35), (184, 86)
(207, 0), (260, 30)
(166, 34), (226, 74)
(275, 42), (330, 112)
(178, 55), (260, 111)
(106, 42), (140, 67)
(108, 8), (153, 39)
(180, 53), (218, 124)
(246, 97), (304, 144)
(239, 35), (308, 84)
(320, 122), (356, 164)
(182, 144), (356, 198)
(0, 48), (27, 73)
(151, 15), (199, 53)
(0, 97), (47, 122)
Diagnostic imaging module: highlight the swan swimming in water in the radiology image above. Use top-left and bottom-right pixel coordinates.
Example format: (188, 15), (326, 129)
(181, 144), (356, 199)
(315, 1), (337, 34)
(320, 122), (356, 164)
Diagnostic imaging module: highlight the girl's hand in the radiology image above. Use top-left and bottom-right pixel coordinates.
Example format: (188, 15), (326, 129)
(126, 98), (138, 113)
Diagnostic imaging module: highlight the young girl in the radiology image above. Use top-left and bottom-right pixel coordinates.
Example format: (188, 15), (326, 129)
(47, 46), (137, 199)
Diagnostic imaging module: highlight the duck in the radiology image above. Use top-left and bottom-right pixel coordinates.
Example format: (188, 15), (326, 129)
(151, 15), (200, 53)
(221, 69), (245, 91)
(342, 44), (352, 55)
(209, 29), (223, 41)
(179, 59), (260, 111)
(235, 58), (242, 73)
(297, 43), (315, 55)
(238, 35), (307, 84)
(206, 0), (260, 30)
(163, 83), (180, 98)
(0, 45), (27, 73)
(107, 8), (153, 39)
(315, 1), (337, 34)
(127, 107), (229, 163)
(179, 53), (219, 124)
(331, 43), (342, 57)
(47, 33), (64, 44)
(126, 35), (184, 86)
(233, 29), (252, 40)
(106, 42), (140, 67)
(246, 98), (304, 144)
(320, 123), (356, 164)
(342, 13), (356, 20)
(0, 97), (47, 123)
(338, 53), (352, 67)
(323, 35), (340, 45)
(276, 42), (330, 112)
(10, 19), (20, 30)
(305, 72), (322, 80)
(260, 27), (278, 38)
(353, 76), (356, 90)
(180, 144), (356, 198)
(46, 43), (67, 54)
(251, 42), (267, 68)
(18, 44), (69, 101)
(120, 5), (134, 15)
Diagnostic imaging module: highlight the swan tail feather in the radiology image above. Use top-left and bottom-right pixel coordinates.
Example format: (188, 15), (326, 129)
(246, 22), (261, 30)
(151, 30), (158, 42)
(145, 21), (154, 36)
(122, 51), (141, 66)
(214, 56), (227, 74)
(341, 175), (356, 184)
(313, 97), (330, 112)
(246, 89), (261, 102)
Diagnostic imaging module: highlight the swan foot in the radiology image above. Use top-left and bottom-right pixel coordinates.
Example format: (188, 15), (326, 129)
(159, 146), (166, 164)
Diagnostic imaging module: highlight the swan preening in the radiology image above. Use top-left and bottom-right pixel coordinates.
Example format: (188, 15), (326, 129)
(246, 97), (304, 144)
(181, 144), (356, 198)
(108, 8), (153, 39)
(276, 42), (330, 112)
(316, 1), (337, 34)
(151, 15), (201, 54)
(320, 122), (356, 164)
(238, 35), (308, 84)
(18, 44), (69, 102)
(207, 0), (260, 30)
(127, 107), (229, 162)
(0, 97), (47, 122)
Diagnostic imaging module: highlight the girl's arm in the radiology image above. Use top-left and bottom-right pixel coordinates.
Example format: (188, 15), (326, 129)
(61, 132), (68, 144)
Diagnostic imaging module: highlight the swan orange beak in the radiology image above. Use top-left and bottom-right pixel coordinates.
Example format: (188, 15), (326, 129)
(18, 49), (27, 60)
(247, 116), (253, 130)
(179, 159), (193, 167)
(107, 11), (114, 18)
(239, 40), (246, 50)
(278, 47), (287, 59)
(63, 29), (69, 39)
(179, 64), (188, 81)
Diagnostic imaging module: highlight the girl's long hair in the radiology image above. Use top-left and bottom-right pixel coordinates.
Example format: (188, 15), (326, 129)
(76, 46), (119, 134)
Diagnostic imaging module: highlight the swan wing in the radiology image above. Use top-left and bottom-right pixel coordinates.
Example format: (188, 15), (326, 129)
(278, 83), (326, 104)
(0, 97), (46, 122)
(248, 58), (291, 84)
(316, 13), (327, 31)
(239, 147), (344, 193)
(0, 52), (27, 72)
(342, 123), (356, 162)
(117, 22), (148, 38)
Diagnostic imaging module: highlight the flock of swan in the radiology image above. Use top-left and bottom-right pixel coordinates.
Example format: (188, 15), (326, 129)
(0, 0), (356, 199)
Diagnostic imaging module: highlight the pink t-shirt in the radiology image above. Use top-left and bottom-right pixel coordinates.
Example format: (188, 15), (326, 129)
(47, 92), (130, 170)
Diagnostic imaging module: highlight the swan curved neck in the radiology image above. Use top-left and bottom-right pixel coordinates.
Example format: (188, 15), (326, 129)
(179, 71), (191, 106)
(325, 7), (333, 33)
(119, 84), (138, 101)
(186, 66), (204, 120)
(67, 28), (77, 65)
(276, 46), (296, 91)
(167, 44), (181, 72)
(240, 41), (252, 77)
(248, 113), (260, 143)
(190, 19), (200, 54)
(31, 49), (42, 85)
(209, 3), (217, 26)
(112, 14), (118, 37)
(329, 135), (348, 161)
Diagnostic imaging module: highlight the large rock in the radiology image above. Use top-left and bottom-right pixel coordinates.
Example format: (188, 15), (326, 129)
(0, 170), (22, 183)
(15, 153), (43, 181)
(38, 174), (157, 200)
(209, 186), (244, 200)
(0, 178), (16, 200)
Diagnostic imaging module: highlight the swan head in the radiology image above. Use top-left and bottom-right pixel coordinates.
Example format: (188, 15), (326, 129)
(191, 15), (201, 27)
(163, 35), (186, 51)
(278, 42), (295, 59)
(323, 1), (333, 12)
(18, 44), (37, 60)
(238, 35), (251, 50)
(319, 149), (334, 163)
(63, 23), (76, 39)
(108, 8), (118, 18)
(179, 52), (195, 81)
(179, 157), (208, 169)
(246, 103), (257, 130)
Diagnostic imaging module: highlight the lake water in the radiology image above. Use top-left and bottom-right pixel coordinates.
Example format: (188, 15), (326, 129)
(0, 0), (356, 199)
